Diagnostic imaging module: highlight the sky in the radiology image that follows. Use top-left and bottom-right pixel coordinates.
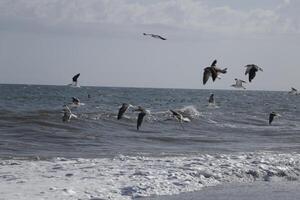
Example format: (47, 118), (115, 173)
(0, 0), (299, 91)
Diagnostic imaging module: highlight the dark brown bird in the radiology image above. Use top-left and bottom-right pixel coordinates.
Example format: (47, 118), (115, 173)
(245, 64), (263, 82)
(169, 109), (190, 123)
(72, 73), (80, 83)
(269, 112), (280, 125)
(143, 33), (167, 40)
(203, 60), (227, 85)
(135, 106), (147, 130)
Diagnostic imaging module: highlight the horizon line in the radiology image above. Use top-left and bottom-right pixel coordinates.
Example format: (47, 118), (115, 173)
(0, 82), (289, 93)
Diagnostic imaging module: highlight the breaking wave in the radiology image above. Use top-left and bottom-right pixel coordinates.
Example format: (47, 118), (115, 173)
(1, 152), (299, 199)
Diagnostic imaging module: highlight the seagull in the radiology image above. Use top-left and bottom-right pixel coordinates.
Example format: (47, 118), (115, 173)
(143, 33), (167, 40)
(208, 94), (215, 104)
(72, 97), (80, 105)
(135, 106), (147, 131)
(170, 109), (191, 123)
(117, 103), (133, 120)
(62, 105), (78, 122)
(245, 64), (263, 82)
(70, 73), (80, 87)
(289, 87), (298, 95)
(203, 60), (227, 85)
(269, 112), (281, 125)
(231, 78), (246, 89)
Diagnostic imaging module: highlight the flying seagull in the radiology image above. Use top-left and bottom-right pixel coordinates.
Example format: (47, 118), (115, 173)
(72, 97), (80, 105)
(289, 87), (298, 95)
(231, 78), (246, 89)
(269, 112), (280, 125)
(208, 94), (215, 104)
(170, 109), (190, 123)
(62, 105), (77, 122)
(117, 103), (133, 120)
(135, 106), (147, 131)
(143, 33), (167, 40)
(245, 64), (263, 82)
(203, 60), (227, 85)
(70, 73), (80, 87)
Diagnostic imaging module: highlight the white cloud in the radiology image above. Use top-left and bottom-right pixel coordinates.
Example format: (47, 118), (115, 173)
(0, 0), (299, 35)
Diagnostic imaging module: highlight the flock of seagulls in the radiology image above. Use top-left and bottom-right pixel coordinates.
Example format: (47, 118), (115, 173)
(61, 33), (298, 128)
(202, 60), (263, 90)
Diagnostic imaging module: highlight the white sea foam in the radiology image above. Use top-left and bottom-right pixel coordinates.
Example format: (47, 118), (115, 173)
(179, 105), (201, 118)
(0, 152), (299, 200)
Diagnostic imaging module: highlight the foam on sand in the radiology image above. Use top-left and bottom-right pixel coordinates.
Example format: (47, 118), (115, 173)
(0, 152), (299, 200)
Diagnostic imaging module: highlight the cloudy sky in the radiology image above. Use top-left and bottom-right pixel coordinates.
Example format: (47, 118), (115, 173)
(0, 0), (299, 91)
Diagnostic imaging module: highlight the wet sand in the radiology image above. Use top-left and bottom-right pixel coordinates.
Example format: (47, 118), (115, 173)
(138, 181), (300, 200)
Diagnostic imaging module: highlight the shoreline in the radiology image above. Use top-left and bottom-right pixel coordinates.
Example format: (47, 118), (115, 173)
(138, 181), (300, 200)
(0, 152), (299, 199)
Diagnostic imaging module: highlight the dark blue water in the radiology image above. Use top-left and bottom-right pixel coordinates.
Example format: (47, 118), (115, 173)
(0, 84), (299, 158)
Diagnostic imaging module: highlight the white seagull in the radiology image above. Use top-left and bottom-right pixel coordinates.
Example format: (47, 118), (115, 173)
(231, 78), (246, 89)
(62, 105), (78, 122)
(289, 87), (299, 95)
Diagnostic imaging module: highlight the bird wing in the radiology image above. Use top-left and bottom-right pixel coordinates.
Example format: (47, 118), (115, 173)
(64, 105), (71, 113)
(203, 68), (211, 85)
(210, 67), (218, 81)
(236, 79), (246, 84)
(72, 73), (80, 82)
(170, 109), (179, 116)
(118, 104), (129, 120)
(215, 67), (227, 74)
(269, 113), (274, 125)
(244, 65), (252, 75)
(211, 60), (217, 67)
(170, 109), (182, 120)
(158, 35), (167, 40)
(248, 67), (257, 82)
(257, 66), (263, 71)
(291, 87), (297, 92)
(137, 112), (146, 130)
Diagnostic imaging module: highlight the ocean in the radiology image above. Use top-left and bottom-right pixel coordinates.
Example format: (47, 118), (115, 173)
(0, 84), (299, 199)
